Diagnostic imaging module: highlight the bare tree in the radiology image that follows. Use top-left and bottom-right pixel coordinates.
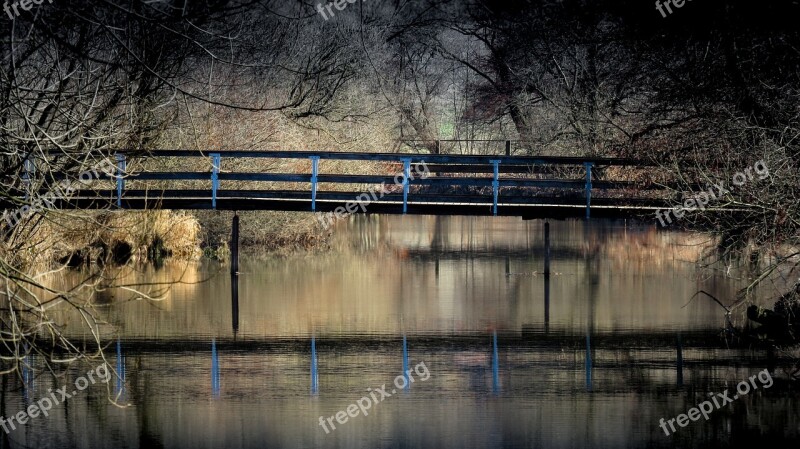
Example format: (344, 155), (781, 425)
(0, 0), (358, 381)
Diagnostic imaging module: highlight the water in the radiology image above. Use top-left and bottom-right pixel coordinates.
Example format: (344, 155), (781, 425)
(3, 217), (799, 448)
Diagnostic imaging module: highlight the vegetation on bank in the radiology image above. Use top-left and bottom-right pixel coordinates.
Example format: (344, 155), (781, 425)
(0, 211), (200, 271)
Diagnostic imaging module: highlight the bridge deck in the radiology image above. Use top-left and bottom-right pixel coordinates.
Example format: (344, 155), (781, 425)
(54, 189), (672, 219)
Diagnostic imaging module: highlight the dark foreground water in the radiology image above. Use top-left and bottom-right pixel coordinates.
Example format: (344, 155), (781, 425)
(3, 217), (799, 448)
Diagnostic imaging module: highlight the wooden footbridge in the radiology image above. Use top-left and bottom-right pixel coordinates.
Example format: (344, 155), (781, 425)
(8, 150), (675, 221)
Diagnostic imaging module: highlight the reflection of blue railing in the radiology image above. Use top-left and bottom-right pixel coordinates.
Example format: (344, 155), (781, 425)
(402, 335), (409, 391)
(311, 337), (318, 395)
(116, 339), (126, 397)
(22, 346), (34, 402)
(492, 331), (500, 395)
(87, 334), (708, 401)
(585, 333), (593, 392)
(211, 340), (220, 398)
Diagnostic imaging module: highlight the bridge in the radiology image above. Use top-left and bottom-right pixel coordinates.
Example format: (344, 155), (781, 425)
(9, 150), (679, 221)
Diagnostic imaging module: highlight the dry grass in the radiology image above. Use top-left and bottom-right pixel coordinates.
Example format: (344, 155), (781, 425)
(0, 210), (201, 271)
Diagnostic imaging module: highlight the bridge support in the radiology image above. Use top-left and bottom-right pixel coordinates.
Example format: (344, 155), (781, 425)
(310, 156), (320, 211)
(490, 160), (501, 216)
(22, 156), (34, 201)
(211, 153), (221, 210)
(401, 158), (411, 214)
(115, 153), (126, 208)
(231, 213), (239, 275)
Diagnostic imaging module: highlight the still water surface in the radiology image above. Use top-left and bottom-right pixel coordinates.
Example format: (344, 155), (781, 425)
(4, 217), (799, 448)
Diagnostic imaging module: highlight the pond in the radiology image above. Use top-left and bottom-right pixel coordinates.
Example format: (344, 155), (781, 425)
(3, 216), (798, 448)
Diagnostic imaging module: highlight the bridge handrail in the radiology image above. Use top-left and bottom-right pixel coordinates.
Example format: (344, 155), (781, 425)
(41, 150), (654, 167)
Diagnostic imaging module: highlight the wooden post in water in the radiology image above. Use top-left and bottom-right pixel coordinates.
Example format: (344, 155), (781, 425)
(231, 275), (239, 340)
(231, 213), (240, 275)
(544, 222), (551, 276)
(544, 274), (550, 334)
(492, 330), (500, 394)
(544, 221), (552, 333)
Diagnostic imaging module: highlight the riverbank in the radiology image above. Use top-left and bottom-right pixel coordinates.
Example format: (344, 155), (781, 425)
(1, 211), (202, 271)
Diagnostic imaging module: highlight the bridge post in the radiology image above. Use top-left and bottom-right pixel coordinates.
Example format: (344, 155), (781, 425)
(310, 156), (320, 212)
(22, 156), (33, 200)
(584, 162), (594, 219)
(490, 160), (501, 216)
(401, 158), (411, 214)
(505, 140), (511, 156)
(211, 153), (221, 210)
(115, 153), (126, 208)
